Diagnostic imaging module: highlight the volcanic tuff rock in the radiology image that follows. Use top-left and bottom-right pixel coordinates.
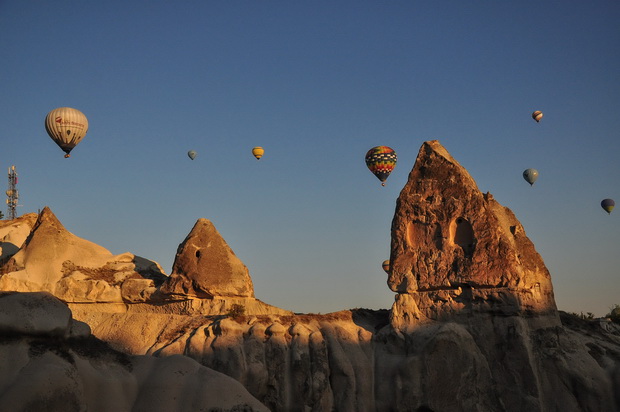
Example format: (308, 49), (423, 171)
(389, 140), (558, 328)
(0, 142), (619, 411)
(0, 207), (166, 303)
(0, 291), (268, 411)
(0, 213), (37, 263)
(160, 218), (255, 298)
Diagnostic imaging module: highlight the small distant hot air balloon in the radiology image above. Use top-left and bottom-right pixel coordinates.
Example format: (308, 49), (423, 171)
(601, 199), (615, 214)
(365, 146), (397, 186)
(382, 260), (390, 274)
(44, 107), (89, 158)
(532, 111), (543, 123)
(252, 147), (264, 160)
(187, 150), (197, 160)
(523, 168), (539, 186)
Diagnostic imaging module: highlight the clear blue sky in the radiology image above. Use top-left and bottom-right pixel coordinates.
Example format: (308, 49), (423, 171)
(1, 1), (618, 315)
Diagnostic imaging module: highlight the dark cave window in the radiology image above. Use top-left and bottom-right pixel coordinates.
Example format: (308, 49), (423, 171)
(453, 217), (476, 257)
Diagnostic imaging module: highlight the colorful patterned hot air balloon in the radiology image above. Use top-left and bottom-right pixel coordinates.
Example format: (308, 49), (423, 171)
(187, 150), (197, 160)
(523, 168), (539, 186)
(252, 147), (264, 160)
(44, 107), (89, 158)
(532, 111), (543, 123)
(382, 260), (390, 274)
(365, 146), (397, 186)
(601, 199), (615, 214)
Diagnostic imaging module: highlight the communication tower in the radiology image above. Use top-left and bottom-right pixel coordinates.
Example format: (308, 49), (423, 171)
(6, 165), (18, 220)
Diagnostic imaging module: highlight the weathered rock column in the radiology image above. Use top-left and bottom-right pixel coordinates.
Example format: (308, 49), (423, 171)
(388, 141), (558, 331)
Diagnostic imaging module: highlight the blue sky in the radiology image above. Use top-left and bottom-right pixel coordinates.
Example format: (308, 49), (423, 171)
(1, 1), (618, 315)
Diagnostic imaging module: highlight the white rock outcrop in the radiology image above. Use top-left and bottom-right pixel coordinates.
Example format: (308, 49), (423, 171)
(0, 291), (268, 411)
(0, 207), (166, 303)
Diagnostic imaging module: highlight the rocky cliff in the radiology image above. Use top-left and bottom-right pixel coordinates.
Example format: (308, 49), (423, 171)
(0, 291), (267, 411)
(0, 140), (618, 411)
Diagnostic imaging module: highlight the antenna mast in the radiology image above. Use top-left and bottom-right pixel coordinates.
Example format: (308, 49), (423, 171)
(6, 165), (18, 220)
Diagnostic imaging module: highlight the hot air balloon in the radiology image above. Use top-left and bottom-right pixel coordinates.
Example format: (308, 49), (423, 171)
(532, 111), (543, 123)
(187, 150), (197, 160)
(365, 146), (397, 186)
(523, 168), (539, 186)
(382, 260), (390, 274)
(44, 107), (89, 158)
(601, 199), (615, 214)
(252, 147), (264, 160)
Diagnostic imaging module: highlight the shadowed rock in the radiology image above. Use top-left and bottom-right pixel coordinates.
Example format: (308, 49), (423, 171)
(160, 219), (255, 298)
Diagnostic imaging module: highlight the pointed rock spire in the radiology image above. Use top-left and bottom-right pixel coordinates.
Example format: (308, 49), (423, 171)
(160, 219), (255, 298)
(389, 141), (558, 328)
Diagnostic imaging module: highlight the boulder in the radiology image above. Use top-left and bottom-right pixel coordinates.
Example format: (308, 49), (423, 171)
(160, 218), (254, 298)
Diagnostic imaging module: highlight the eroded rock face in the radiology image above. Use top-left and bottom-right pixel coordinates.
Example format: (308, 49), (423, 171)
(0, 291), (268, 412)
(160, 219), (254, 298)
(0, 207), (166, 303)
(389, 140), (558, 327)
(0, 213), (37, 262)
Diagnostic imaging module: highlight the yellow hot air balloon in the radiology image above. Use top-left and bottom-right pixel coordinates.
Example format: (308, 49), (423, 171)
(382, 260), (390, 274)
(252, 146), (264, 160)
(45, 107), (89, 158)
(532, 110), (543, 123)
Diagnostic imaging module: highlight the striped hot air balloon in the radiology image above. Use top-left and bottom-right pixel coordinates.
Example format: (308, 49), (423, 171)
(365, 146), (397, 186)
(252, 146), (264, 160)
(532, 110), (543, 123)
(44, 107), (89, 158)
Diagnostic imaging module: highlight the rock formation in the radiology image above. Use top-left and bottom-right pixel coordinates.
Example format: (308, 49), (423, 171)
(388, 140), (558, 328)
(160, 218), (255, 298)
(0, 207), (166, 303)
(0, 291), (268, 411)
(0, 141), (619, 411)
(0, 212), (37, 262)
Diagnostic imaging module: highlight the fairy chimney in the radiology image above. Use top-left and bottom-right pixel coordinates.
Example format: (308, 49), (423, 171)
(388, 141), (558, 329)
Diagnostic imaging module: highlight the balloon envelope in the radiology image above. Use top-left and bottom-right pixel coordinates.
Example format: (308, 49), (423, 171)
(532, 110), (543, 122)
(187, 150), (197, 160)
(523, 168), (539, 186)
(601, 198), (615, 214)
(45, 107), (89, 158)
(252, 147), (264, 160)
(365, 146), (397, 186)
(382, 260), (390, 274)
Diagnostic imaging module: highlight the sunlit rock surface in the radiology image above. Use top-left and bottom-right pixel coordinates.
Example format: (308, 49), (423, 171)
(0, 142), (618, 411)
(388, 140), (558, 328)
(160, 218), (255, 298)
(0, 207), (166, 303)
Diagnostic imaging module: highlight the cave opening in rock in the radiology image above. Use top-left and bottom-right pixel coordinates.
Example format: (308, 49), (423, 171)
(452, 217), (476, 257)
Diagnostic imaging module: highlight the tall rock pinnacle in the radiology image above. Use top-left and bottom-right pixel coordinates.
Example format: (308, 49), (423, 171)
(389, 141), (558, 328)
(160, 219), (255, 298)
